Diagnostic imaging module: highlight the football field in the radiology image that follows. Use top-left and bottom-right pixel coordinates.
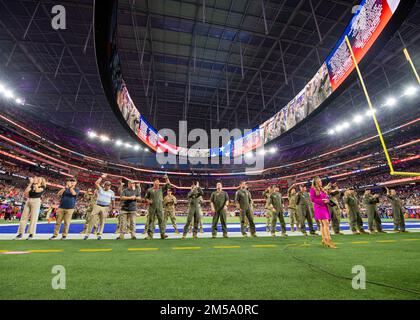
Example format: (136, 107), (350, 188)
(1, 231), (420, 300)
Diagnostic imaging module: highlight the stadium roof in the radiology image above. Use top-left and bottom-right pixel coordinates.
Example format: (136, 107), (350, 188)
(0, 0), (419, 167)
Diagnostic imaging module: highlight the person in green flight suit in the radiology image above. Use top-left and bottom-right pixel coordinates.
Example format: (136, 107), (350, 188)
(144, 175), (172, 235)
(296, 184), (317, 236)
(143, 211), (153, 235)
(326, 182), (343, 235)
(182, 181), (204, 239)
(363, 189), (386, 234)
(268, 186), (287, 237)
(144, 177), (170, 240)
(198, 196), (204, 233)
(210, 182), (230, 238)
(235, 181), (257, 237)
(385, 187), (407, 232)
(189, 196), (204, 234)
(263, 186), (274, 232)
(287, 184), (299, 232)
(343, 188), (367, 234)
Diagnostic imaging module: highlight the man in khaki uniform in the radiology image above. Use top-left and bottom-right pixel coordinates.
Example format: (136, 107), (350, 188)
(385, 187), (406, 232)
(287, 184), (299, 232)
(163, 188), (179, 234)
(198, 196), (204, 233)
(115, 182), (125, 234)
(189, 196), (204, 234)
(235, 181), (257, 237)
(50, 178), (80, 240)
(116, 180), (141, 240)
(144, 177), (170, 240)
(80, 188), (98, 235)
(296, 185), (317, 236)
(263, 186), (274, 232)
(182, 181), (204, 239)
(269, 186), (287, 237)
(143, 211), (152, 234)
(145, 175), (172, 235)
(363, 190), (385, 234)
(210, 182), (229, 238)
(343, 189), (367, 234)
(327, 182), (343, 235)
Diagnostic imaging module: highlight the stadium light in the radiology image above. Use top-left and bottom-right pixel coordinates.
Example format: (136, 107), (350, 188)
(115, 139), (123, 146)
(99, 135), (109, 142)
(0, 82), (25, 105)
(269, 147), (277, 154)
(334, 124), (344, 133)
(365, 108), (376, 117)
(342, 122), (350, 129)
(384, 97), (397, 107)
(404, 86), (417, 97)
(87, 131), (97, 139)
(245, 152), (253, 159)
(144, 148), (149, 152)
(124, 142), (132, 148)
(352, 114), (363, 124)
(327, 84), (418, 138)
(258, 149), (266, 156)
(134, 145), (140, 151)
(3, 89), (14, 99)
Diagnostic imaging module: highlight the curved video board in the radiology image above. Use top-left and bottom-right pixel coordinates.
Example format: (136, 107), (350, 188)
(95, 0), (414, 157)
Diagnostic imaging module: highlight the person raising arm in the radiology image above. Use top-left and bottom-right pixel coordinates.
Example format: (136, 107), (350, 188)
(16, 177), (47, 240)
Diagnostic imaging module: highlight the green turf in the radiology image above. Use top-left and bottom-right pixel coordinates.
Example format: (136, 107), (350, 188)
(1, 232), (420, 300)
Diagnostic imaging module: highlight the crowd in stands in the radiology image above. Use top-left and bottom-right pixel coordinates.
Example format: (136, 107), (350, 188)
(1, 113), (419, 189)
(1, 119), (419, 224)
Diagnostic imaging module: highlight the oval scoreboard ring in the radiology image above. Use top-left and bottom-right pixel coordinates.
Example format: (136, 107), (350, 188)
(94, 0), (416, 157)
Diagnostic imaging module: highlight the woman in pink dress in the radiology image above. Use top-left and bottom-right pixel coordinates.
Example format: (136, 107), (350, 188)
(310, 177), (336, 249)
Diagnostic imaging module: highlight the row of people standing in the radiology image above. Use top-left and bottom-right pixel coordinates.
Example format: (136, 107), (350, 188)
(15, 174), (407, 242)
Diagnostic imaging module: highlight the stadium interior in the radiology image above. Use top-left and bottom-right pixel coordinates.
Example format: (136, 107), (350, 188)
(0, 0), (419, 301)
